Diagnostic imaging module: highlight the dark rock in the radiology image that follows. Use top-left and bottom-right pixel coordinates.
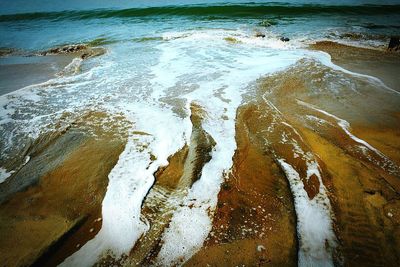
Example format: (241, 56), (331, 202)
(280, 37), (290, 42)
(81, 47), (106, 59)
(388, 37), (400, 51)
(340, 32), (364, 40)
(80, 53), (89, 60)
(0, 47), (15, 57)
(39, 44), (106, 60)
(256, 33), (266, 38)
(40, 44), (88, 56)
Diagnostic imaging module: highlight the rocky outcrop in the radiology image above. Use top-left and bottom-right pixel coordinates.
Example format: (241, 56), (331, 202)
(40, 44), (87, 55)
(39, 44), (106, 59)
(388, 37), (400, 51)
(0, 47), (15, 57)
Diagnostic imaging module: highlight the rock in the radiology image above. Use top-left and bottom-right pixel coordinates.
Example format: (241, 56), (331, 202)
(80, 47), (106, 59)
(255, 33), (266, 38)
(340, 32), (364, 40)
(40, 44), (87, 56)
(0, 47), (15, 57)
(39, 44), (106, 59)
(388, 37), (400, 51)
(280, 37), (290, 42)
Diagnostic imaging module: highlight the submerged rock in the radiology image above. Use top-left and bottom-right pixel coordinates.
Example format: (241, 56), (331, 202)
(40, 44), (106, 59)
(80, 47), (106, 59)
(388, 37), (400, 51)
(280, 37), (290, 42)
(0, 47), (15, 57)
(40, 44), (87, 55)
(255, 33), (266, 38)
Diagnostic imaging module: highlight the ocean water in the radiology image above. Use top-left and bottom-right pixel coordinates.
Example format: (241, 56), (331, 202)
(1, 0), (400, 50)
(0, 1), (400, 266)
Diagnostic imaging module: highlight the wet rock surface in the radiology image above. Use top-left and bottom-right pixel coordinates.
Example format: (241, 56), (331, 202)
(0, 112), (128, 267)
(186, 103), (298, 266)
(127, 103), (216, 266)
(254, 57), (400, 266)
(39, 44), (106, 59)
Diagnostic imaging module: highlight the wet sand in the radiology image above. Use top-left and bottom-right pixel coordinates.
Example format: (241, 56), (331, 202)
(310, 41), (400, 91)
(0, 44), (106, 95)
(0, 54), (75, 95)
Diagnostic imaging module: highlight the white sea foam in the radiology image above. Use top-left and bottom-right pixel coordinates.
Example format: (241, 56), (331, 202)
(0, 167), (13, 184)
(155, 94), (240, 266)
(151, 29), (311, 265)
(297, 99), (399, 175)
(306, 115), (334, 126)
(297, 99), (385, 157)
(308, 50), (399, 95)
(260, 95), (337, 266)
(60, 103), (191, 267)
(162, 29), (300, 50)
(278, 159), (336, 267)
(57, 57), (83, 76)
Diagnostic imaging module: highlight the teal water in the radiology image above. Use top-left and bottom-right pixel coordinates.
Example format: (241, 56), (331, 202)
(0, 1), (399, 50)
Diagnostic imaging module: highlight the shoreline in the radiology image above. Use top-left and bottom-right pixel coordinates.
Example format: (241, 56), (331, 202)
(0, 37), (399, 266)
(0, 44), (106, 96)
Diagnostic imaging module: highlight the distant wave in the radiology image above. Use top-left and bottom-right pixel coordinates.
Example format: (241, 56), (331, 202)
(1, 4), (400, 22)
